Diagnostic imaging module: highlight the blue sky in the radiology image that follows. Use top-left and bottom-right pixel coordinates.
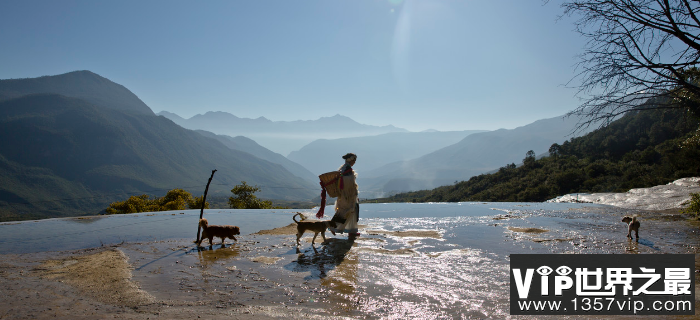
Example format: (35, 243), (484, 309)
(0, 0), (586, 132)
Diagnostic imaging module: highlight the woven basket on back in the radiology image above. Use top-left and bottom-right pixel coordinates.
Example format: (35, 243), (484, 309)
(319, 171), (342, 198)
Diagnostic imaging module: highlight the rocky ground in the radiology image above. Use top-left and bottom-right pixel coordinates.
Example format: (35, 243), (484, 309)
(548, 177), (700, 211)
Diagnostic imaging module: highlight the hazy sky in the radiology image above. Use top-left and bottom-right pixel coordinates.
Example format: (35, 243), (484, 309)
(0, 0), (586, 132)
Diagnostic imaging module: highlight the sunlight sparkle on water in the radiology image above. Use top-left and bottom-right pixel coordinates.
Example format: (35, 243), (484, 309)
(2, 203), (698, 318)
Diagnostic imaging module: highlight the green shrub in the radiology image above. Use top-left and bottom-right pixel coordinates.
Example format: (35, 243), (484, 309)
(105, 188), (208, 214)
(682, 190), (700, 217)
(228, 181), (272, 209)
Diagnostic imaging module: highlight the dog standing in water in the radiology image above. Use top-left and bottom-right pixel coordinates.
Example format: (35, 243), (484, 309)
(293, 213), (336, 246)
(621, 216), (640, 240)
(197, 218), (240, 247)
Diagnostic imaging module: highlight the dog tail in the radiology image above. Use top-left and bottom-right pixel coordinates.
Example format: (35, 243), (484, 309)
(632, 216), (637, 223)
(199, 218), (208, 229)
(292, 212), (306, 223)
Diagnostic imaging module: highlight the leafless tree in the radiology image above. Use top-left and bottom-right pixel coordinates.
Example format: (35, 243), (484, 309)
(560, 0), (700, 131)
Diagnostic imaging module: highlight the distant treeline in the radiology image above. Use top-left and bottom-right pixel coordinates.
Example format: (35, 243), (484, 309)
(375, 107), (700, 203)
(105, 182), (318, 214)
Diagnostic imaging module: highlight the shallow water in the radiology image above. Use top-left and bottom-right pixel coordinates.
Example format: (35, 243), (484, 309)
(2, 202), (699, 318)
(0, 208), (299, 254)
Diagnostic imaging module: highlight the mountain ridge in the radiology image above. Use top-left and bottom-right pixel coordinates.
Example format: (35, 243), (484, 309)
(195, 131), (317, 182)
(158, 110), (409, 155)
(375, 108), (700, 203)
(0, 71), (154, 116)
(361, 114), (598, 196)
(287, 130), (488, 175)
(0, 73), (319, 221)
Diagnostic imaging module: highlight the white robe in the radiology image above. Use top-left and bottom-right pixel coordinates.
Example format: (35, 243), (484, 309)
(333, 172), (358, 234)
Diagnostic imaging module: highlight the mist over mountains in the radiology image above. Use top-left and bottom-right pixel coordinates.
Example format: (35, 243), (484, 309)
(179, 105), (594, 199)
(195, 131), (316, 182)
(158, 96), (595, 198)
(157, 111), (408, 155)
(359, 115), (597, 197)
(287, 130), (487, 174)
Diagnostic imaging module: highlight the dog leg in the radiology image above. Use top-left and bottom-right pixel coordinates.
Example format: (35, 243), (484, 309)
(296, 232), (302, 246)
(321, 231), (327, 244)
(312, 232), (318, 245)
(626, 224), (632, 239)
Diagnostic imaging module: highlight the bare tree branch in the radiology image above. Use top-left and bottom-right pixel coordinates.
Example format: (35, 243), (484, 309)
(560, 0), (700, 131)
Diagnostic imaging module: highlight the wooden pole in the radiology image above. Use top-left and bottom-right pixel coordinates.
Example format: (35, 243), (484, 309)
(196, 169), (217, 244)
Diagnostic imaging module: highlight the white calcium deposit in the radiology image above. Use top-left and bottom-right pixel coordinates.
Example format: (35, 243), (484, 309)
(547, 177), (700, 211)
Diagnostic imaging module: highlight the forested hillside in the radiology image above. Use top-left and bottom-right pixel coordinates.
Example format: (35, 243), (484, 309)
(375, 107), (700, 203)
(0, 94), (317, 221)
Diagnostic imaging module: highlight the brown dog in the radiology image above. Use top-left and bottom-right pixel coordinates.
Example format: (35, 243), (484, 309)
(197, 218), (240, 247)
(621, 216), (640, 240)
(293, 213), (336, 246)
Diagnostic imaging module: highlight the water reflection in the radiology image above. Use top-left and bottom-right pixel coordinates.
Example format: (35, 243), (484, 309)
(289, 237), (361, 314)
(629, 238), (660, 252)
(67, 216), (106, 224)
(625, 239), (640, 253)
(288, 237), (355, 280)
(321, 244), (359, 313)
(196, 244), (241, 268)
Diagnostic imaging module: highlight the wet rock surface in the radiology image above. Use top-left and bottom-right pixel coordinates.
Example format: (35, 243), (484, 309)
(1, 203), (699, 319)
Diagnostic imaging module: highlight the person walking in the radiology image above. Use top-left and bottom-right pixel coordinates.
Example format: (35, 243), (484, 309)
(330, 153), (359, 237)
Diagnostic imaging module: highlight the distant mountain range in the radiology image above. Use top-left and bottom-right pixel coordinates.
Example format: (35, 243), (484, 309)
(0, 71), (317, 221)
(195, 131), (316, 182)
(157, 111), (408, 155)
(157, 98), (597, 198)
(287, 130), (487, 175)
(359, 114), (597, 197)
(377, 107), (700, 204)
